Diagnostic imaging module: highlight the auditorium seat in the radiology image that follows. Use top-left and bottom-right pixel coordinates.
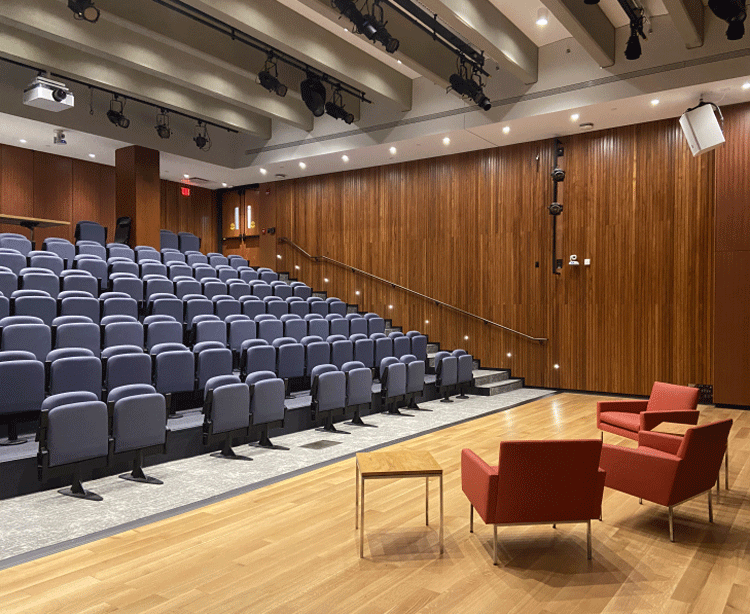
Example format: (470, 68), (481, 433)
(57, 292), (98, 323)
(108, 258), (140, 277)
(55, 321), (101, 356)
(73, 255), (107, 291)
(350, 334), (375, 369)
(453, 349), (474, 398)
(194, 316), (227, 345)
(76, 240), (108, 261)
(193, 341), (233, 392)
(273, 337), (305, 395)
(216, 265), (238, 283)
(42, 238), (75, 267)
(148, 293), (182, 322)
(247, 370), (286, 448)
(364, 313), (385, 336)
(0, 248), (27, 275)
(326, 314), (348, 337)
(202, 279), (227, 300)
(434, 351), (458, 402)
(213, 295), (241, 320)
(286, 296), (309, 317)
(264, 296), (288, 318)
(150, 342), (194, 417)
(168, 264), (193, 282)
(290, 281), (311, 299)
(0, 266), (17, 298)
(302, 336), (330, 380)
(228, 255), (248, 270)
(306, 314), (329, 339)
(226, 279), (251, 300)
(135, 246), (161, 263)
(174, 276), (201, 298)
(391, 333), (411, 359)
(19, 267), (59, 298)
(193, 264), (216, 282)
(341, 360), (373, 426)
(75, 221), (107, 246)
(242, 296), (265, 319)
(140, 261), (168, 278)
(208, 253), (228, 267)
(186, 251), (207, 266)
(102, 345), (152, 394)
(47, 349), (102, 399)
(371, 334), (393, 375)
(0, 233), (32, 256)
(144, 316), (183, 351)
(282, 315), (306, 342)
(238, 267), (258, 283)
(330, 337), (354, 369)
(160, 229), (179, 251)
(401, 354), (426, 409)
(28, 251), (64, 276)
(257, 267), (278, 283)
(406, 331), (428, 363)
(0, 315), (51, 360)
(202, 374), (251, 460)
(346, 314), (368, 336)
(308, 297), (328, 316)
(380, 357), (407, 415)
(143, 275), (174, 302)
(271, 280), (293, 299)
(242, 342), (275, 378)
(103, 319), (144, 349)
(101, 293), (138, 319)
(184, 295), (213, 327)
(161, 249), (186, 265)
(226, 314), (255, 362)
(326, 297), (347, 316)
(249, 281), (272, 299)
(38, 392), (110, 500)
(0, 350), (45, 445)
(311, 364), (347, 433)
(107, 244), (135, 261)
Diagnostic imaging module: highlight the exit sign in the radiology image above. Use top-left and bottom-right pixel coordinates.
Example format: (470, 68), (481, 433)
(181, 186), (191, 197)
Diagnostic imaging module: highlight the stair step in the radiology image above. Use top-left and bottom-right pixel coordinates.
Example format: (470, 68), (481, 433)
(470, 378), (524, 396)
(472, 370), (510, 386)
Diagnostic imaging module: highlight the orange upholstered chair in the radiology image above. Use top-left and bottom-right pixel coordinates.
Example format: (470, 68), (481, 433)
(599, 419), (732, 541)
(597, 381), (700, 441)
(461, 440), (606, 563)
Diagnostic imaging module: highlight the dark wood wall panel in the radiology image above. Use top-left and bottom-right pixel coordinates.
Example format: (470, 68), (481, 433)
(32, 152), (73, 245)
(0, 146), (34, 236)
(160, 181), (218, 255)
(714, 103), (750, 405)
(272, 111), (723, 396)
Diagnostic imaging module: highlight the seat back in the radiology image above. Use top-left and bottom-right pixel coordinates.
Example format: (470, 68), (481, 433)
(341, 361), (372, 406)
(312, 365), (346, 413)
(55, 322), (101, 355)
(29, 252), (64, 276)
(493, 439), (604, 524)
(104, 321), (144, 349)
(380, 358), (406, 399)
(646, 382), (700, 412)
(276, 341), (305, 379)
(672, 420), (733, 503)
(208, 381), (250, 434)
(160, 229), (179, 251)
(1, 322), (51, 360)
(244, 344), (276, 375)
(43, 239), (76, 267)
(108, 244), (135, 261)
(49, 355), (102, 399)
(45, 401), (108, 467)
(400, 354), (425, 394)
(75, 221), (106, 246)
(195, 346), (233, 390)
(178, 232), (201, 253)
(0, 358), (45, 415)
(105, 353), (153, 395)
(305, 341), (330, 376)
(247, 372), (285, 425)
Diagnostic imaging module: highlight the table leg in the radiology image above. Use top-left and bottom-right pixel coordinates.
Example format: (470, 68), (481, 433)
(439, 473), (444, 555)
(425, 477), (429, 526)
(355, 461), (359, 529)
(360, 475), (365, 558)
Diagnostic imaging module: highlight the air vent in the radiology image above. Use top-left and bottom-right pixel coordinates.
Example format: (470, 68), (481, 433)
(275, 173), (287, 178)
(184, 176), (211, 185)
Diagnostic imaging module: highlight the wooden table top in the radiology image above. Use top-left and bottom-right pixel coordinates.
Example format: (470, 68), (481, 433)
(0, 214), (70, 228)
(650, 422), (694, 436)
(356, 450), (442, 477)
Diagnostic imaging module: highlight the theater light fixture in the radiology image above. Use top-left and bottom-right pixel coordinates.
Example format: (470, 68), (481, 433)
(106, 96), (130, 128)
(68, 0), (100, 23)
(709, 0), (746, 40)
(193, 121), (211, 151)
(332, 0), (399, 53)
(155, 109), (171, 139)
(449, 60), (491, 111)
(258, 54), (288, 97)
(536, 7), (549, 26)
(325, 89), (354, 124)
(301, 74), (326, 117)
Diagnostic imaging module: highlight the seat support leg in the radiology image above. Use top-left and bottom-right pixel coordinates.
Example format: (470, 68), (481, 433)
(59, 471), (103, 501)
(211, 437), (252, 460)
(0, 420), (27, 446)
(669, 507), (675, 542)
(165, 393), (183, 420)
(493, 525), (498, 565)
(587, 520), (592, 560)
(470, 504), (473, 533)
(318, 414), (350, 434)
(708, 489), (713, 523)
(120, 450), (163, 484)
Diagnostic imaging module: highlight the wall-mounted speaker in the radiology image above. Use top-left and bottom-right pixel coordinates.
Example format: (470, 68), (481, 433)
(679, 104), (725, 157)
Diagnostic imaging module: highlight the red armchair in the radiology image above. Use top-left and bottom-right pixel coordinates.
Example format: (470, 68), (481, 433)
(461, 440), (606, 563)
(597, 381), (700, 440)
(599, 419), (732, 541)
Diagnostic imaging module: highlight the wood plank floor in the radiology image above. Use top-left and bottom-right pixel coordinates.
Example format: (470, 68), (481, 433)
(0, 393), (748, 614)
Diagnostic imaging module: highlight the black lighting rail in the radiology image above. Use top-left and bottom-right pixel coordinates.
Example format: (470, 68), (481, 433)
(1, 55), (238, 133)
(150, 0), (372, 104)
(385, 0), (488, 76)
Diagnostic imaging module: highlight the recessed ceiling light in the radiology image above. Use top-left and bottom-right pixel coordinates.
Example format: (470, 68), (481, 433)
(742, 82), (750, 90)
(19, 139), (27, 144)
(344, 27), (348, 32)
(183, 174), (190, 179)
(389, 146), (397, 155)
(536, 7), (549, 27)
(88, 154), (96, 159)
(298, 162), (306, 169)
(442, 136), (451, 146)
(260, 168), (267, 175)
(570, 113), (580, 121)
(579, 122), (594, 131)
(650, 99), (660, 106)
(341, 154), (349, 162)
(502, 126), (510, 134)
(397, 60), (402, 64)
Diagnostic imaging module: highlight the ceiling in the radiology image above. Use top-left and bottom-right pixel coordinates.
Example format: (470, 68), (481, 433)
(0, 0), (747, 189)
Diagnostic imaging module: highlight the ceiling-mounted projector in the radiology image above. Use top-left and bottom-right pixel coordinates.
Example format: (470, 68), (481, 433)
(23, 76), (74, 112)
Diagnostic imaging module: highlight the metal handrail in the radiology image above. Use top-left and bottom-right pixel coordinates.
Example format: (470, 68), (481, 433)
(278, 237), (547, 345)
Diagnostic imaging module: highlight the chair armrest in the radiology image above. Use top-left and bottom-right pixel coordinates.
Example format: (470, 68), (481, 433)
(597, 399), (648, 416)
(599, 443), (680, 504)
(638, 431), (682, 455)
(640, 409), (699, 432)
(461, 449), (498, 524)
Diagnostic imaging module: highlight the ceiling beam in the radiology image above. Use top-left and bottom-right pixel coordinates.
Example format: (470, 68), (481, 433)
(0, 0), (312, 130)
(415, 0), (538, 84)
(540, 0), (615, 67)
(0, 24), (272, 138)
(182, 0), (413, 110)
(662, 0), (704, 49)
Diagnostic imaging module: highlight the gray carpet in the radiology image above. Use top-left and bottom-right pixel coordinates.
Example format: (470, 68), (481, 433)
(0, 387), (554, 569)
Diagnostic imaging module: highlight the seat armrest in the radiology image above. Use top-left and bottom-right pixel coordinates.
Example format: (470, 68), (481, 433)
(599, 443), (680, 504)
(461, 449), (498, 524)
(640, 409), (699, 432)
(597, 399), (648, 416)
(638, 431), (682, 455)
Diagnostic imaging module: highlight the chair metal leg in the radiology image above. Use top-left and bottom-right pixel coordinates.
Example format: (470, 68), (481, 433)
(59, 472), (103, 501)
(211, 437), (252, 460)
(669, 507), (675, 542)
(552, 523), (556, 528)
(318, 414), (350, 434)
(470, 504), (473, 533)
(120, 450), (163, 484)
(600, 431), (603, 441)
(587, 519), (592, 560)
(493, 525), (498, 565)
(708, 489), (713, 523)
(725, 448), (729, 490)
(639, 498), (643, 504)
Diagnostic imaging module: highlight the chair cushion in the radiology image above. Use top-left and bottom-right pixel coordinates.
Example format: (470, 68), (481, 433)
(599, 411), (641, 433)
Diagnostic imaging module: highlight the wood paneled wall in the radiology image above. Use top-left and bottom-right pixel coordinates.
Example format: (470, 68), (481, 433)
(273, 113), (723, 396)
(0, 144), (217, 253)
(714, 103), (750, 405)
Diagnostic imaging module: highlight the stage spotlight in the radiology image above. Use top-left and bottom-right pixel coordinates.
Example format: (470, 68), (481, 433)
(708, 0), (747, 40)
(106, 96), (130, 129)
(194, 121), (211, 151)
(449, 64), (491, 111)
(301, 75), (326, 117)
(333, 0), (399, 53)
(258, 55), (288, 97)
(625, 23), (643, 60)
(325, 90), (354, 124)
(68, 0), (100, 23)
(155, 110), (171, 139)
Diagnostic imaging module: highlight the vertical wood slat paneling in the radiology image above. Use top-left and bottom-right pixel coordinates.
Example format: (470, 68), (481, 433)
(159, 181), (218, 255)
(273, 110), (722, 396)
(714, 103), (750, 405)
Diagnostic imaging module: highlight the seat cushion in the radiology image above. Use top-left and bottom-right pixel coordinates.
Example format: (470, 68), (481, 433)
(599, 411), (641, 433)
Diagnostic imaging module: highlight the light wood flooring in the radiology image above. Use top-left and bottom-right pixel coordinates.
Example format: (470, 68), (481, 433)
(0, 393), (748, 614)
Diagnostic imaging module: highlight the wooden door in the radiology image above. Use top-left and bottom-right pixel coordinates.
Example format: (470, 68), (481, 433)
(221, 188), (260, 265)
